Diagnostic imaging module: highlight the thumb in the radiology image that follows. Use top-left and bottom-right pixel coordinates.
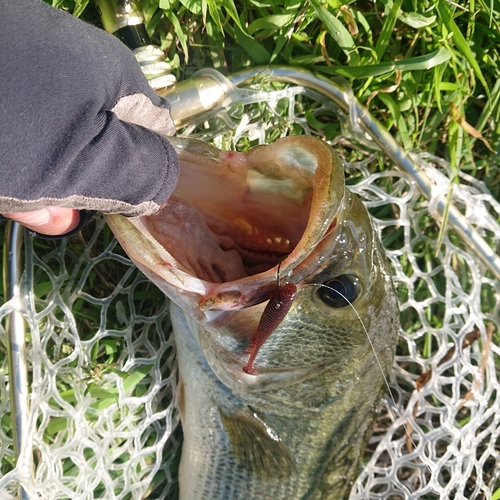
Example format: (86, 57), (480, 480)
(3, 207), (80, 236)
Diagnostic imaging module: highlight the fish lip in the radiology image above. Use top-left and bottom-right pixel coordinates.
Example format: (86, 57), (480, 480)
(240, 364), (326, 377)
(229, 361), (333, 396)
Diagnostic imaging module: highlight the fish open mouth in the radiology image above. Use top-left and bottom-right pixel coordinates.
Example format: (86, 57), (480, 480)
(106, 136), (345, 312)
(140, 136), (320, 283)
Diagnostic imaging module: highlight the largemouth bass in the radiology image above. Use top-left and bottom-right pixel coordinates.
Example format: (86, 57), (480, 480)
(105, 135), (400, 499)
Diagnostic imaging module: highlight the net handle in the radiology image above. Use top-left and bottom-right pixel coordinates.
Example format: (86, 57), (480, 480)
(3, 221), (31, 500)
(228, 66), (500, 280)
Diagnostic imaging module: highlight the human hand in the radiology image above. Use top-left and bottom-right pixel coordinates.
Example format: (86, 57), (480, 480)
(3, 208), (80, 236)
(1, 0), (179, 237)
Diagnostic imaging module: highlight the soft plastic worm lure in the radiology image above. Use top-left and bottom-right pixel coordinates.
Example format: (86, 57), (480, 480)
(243, 276), (297, 376)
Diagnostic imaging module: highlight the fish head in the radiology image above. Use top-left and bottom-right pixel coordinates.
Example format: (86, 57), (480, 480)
(106, 135), (399, 401)
(197, 192), (399, 402)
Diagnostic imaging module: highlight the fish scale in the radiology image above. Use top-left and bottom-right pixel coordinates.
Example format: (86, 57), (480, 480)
(173, 293), (395, 500)
(174, 306), (314, 500)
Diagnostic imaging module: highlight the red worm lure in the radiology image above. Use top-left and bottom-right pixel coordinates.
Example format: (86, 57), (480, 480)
(242, 220), (338, 375)
(242, 281), (297, 376)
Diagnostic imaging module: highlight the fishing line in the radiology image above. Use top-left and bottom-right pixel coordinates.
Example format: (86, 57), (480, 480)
(305, 282), (396, 402)
(303, 282), (432, 468)
(276, 260), (283, 304)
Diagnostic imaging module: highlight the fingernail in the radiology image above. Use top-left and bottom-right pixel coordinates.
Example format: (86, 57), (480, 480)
(11, 209), (52, 226)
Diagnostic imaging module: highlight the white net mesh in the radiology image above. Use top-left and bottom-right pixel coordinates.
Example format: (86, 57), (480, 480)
(0, 223), (180, 499)
(349, 159), (500, 500)
(1, 71), (499, 499)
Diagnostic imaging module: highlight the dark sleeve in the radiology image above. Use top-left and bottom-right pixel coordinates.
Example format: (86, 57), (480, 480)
(0, 0), (179, 217)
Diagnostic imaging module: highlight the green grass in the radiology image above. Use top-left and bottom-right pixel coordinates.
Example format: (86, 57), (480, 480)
(50, 0), (500, 200)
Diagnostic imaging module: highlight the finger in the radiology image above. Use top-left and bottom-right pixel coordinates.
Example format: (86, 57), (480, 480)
(3, 207), (81, 236)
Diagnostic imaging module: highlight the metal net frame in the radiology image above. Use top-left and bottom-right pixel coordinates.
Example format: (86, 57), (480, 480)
(1, 67), (499, 500)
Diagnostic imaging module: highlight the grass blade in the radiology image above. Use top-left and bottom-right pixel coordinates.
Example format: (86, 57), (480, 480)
(247, 14), (295, 36)
(165, 11), (190, 62)
(436, 0), (490, 96)
(374, 0), (403, 61)
(226, 23), (272, 64)
(72, 0), (89, 18)
(310, 0), (359, 65)
(301, 47), (451, 78)
(377, 93), (412, 151)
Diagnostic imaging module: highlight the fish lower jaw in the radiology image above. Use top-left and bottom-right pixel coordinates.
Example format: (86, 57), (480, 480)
(212, 356), (325, 393)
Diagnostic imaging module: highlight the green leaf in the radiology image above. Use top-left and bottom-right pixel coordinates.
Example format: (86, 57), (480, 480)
(179, 0), (202, 15)
(33, 281), (53, 298)
(399, 12), (436, 29)
(353, 9), (372, 45)
(206, 17), (227, 69)
(492, 487), (500, 500)
(310, 0), (359, 65)
(59, 389), (76, 404)
(206, 0), (246, 34)
(89, 387), (118, 401)
(270, 33), (287, 63)
(288, 54), (325, 65)
(436, 0), (490, 96)
(206, 0), (224, 32)
(165, 11), (190, 62)
(228, 23), (271, 64)
(304, 47), (451, 79)
(87, 387), (119, 410)
(247, 14), (295, 36)
(46, 417), (68, 435)
(72, 0), (89, 17)
(435, 178), (456, 256)
(91, 397), (117, 411)
(433, 61), (449, 112)
(377, 93), (412, 151)
(103, 338), (118, 355)
(122, 364), (152, 393)
(220, 0), (246, 31)
(305, 110), (326, 130)
(475, 78), (500, 134)
(374, 0), (403, 61)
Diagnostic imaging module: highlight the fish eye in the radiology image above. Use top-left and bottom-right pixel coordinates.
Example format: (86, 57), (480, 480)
(317, 275), (360, 308)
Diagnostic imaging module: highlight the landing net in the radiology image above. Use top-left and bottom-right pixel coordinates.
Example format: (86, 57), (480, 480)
(1, 70), (499, 500)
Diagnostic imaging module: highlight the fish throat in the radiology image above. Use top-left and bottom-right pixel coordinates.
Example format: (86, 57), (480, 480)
(143, 198), (301, 282)
(141, 138), (320, 284)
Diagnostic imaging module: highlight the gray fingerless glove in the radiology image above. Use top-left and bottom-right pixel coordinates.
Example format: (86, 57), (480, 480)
(0, 0), (179, 217)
